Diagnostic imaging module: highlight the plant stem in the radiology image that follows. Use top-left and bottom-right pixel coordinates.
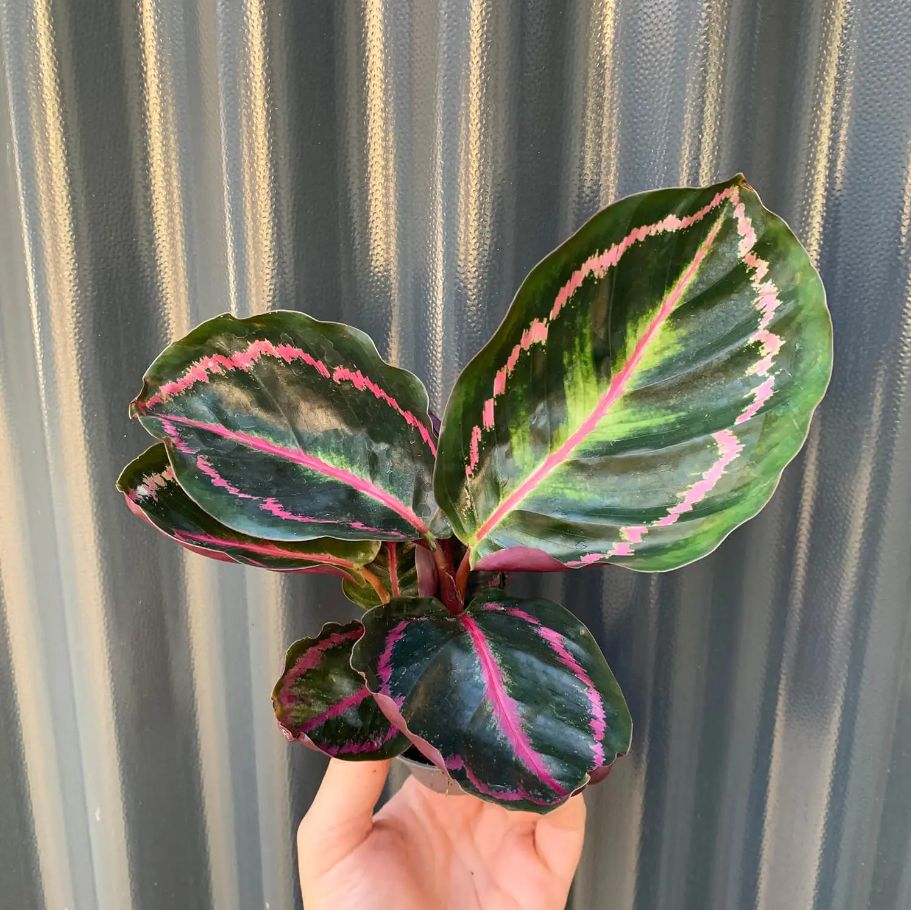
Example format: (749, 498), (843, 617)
(431, 544), (452, 585)
(455, 549), (471, 599)
(430, 541), (463, 614)
(385, 542), (401, 597)
(360, 568), (390, 604)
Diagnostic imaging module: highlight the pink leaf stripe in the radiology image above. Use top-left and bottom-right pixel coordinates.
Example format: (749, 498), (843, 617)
(155, 419), (392, 535)
(377, 619), (411, 701)
(297, 689), (372, 735)
(444, 755), (555, 805)
(156, 412), (429, 535)
(137, 337), (437, 455)
(481, 603), (607, 768)
(171, 530), (361, 570)
(277, 629), (362, 709)
(320, 726), (403, 756)
(125, 466), (176, 502)
(195, 454), (252, 499)
(465, 185), (739, 478)
(373, 612), (568, 800)
(472, 185), (786, 562)
(567, 187), (784, 565)
(472, 211), (729, 546)
(124, 483), (357, 575)
(458, 611), (567, 795)
(257, 495), (394, 536)
(731, 192), (785, 425)
(567, 428), (745, 566)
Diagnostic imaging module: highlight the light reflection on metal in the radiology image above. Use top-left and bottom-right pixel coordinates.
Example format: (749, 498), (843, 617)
(238, 0), (277, 317)
(361, 0), (401, 361)
(567, 0), (621, 217)
(456, 0), (495, 336)
(184, 557), (242, 910)
(800, 0), (854, 260)
(17, 0), (131, 906)
(0, 367), (74, 910)
(138, 0), (191, 339)
(681, 0), (730, 185)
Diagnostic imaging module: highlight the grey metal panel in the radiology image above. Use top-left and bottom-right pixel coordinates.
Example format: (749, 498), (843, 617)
(0, 0), (908, 908)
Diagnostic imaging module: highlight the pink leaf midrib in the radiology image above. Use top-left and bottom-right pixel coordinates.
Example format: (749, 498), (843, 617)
(481, 602), (608, 768)
(472, 211), (728, 546)
(298, 688), (372, 734)
(279, 628), (363, 706)
(458, 611), (567, 795)
(174, 529), (360, 570)
(152, 412), (430, 536)
(464, 185), (739, 479)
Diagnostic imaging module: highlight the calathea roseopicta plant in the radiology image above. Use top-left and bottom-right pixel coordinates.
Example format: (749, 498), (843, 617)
(117, 175), (832, 813)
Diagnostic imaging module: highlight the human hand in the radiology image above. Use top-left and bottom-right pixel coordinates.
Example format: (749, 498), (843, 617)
(296, 759), (587, 910)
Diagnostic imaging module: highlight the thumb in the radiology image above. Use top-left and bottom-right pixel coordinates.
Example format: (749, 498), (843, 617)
(533, 791), (587, 879)
(298, 759), (391, 871)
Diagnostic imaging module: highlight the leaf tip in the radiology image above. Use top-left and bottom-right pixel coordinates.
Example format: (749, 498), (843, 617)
(733, 171), (756, 193)
(114, 465), (128, 494)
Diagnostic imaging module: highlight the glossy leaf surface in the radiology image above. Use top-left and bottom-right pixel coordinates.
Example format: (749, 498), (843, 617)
(351, 595), (631, 812)
(131, 311), (443, 543)
(273, 622), (409, 760)
(435, 176), (832, 571)
(117, 444), (380, 578)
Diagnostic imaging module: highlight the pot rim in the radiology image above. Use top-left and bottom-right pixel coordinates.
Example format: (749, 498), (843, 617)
(395, 750), (466, 797)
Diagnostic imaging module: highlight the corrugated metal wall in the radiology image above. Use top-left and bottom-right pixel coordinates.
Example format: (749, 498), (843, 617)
(0, 1), (909, 908)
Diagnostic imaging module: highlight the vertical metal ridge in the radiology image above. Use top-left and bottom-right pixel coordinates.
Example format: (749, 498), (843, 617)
(237, 0), (278, 315)
(680, 0), (731, 184)
(183, 557), (243, 910)
(0, 353), (71, 910)
(248, 570), (296, 910)
(215, 0), (278, 316)
(135, 0), (192, 338)
(561, 0), (621, 226)
(797, 0), (856, 259)
(1, 1), (132, 905)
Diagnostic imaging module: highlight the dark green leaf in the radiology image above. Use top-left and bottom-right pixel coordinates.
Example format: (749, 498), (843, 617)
(434, 176), (832, 571)
(117, 444), (380, 578)
(131, 311), (446, 543)
(351, 595), (631, 812)
(273, 622), (409, 760)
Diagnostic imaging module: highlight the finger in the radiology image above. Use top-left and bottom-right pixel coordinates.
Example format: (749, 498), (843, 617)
(298, 759), (391, 864)
(533, 791), (587, 877)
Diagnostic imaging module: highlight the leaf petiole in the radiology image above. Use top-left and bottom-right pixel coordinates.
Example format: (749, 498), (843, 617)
(455, 549), (471, 599)
(360, 567), (391, 604)
(428, 537), (463, 614)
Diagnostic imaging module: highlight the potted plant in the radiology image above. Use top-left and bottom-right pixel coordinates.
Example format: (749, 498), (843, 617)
(117, 175), (831, 812)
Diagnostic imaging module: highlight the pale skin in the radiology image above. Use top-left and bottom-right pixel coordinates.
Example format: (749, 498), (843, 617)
(297, 759), (587, 910)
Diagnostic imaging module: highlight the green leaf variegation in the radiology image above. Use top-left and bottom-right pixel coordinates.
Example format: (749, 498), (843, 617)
(131, 311), (446, 543)
(117, 444), (380, 577)
(351, 595), (632, 812)
(273, 622), (409, 760)
(434, 175), (832, 571)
